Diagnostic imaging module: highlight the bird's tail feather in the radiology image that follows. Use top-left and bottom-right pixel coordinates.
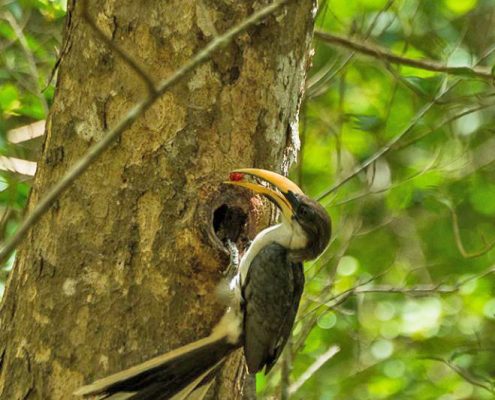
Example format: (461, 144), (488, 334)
(168, 360), (220, 400)
(74, 333), (237, 400)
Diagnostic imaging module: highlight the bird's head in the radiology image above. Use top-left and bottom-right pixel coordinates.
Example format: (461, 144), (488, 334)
(225, 168), (331, 262)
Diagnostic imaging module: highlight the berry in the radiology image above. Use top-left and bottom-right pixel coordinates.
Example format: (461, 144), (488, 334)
(229, 172), (244, 182)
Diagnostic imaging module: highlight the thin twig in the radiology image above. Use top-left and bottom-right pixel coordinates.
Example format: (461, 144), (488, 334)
(298, 269), (387, 325)
(353, 284), (455, 295)
(425, 357), (495, 394)
(303, 266), (495, 320)
(280, 337), (293, 400)
(316, 77), (454, 201)
(448, 204), (495, 258)
(307, 0), (395, 98)
(0, 0), (290, 265)
(0, 209), (12, 243)
(3, 12), (49, 115)
(315, 30), (494, 80)
(293, 221), (360, 353)
(81, 0), (157, 95)
(395, 102), (495, 151)
(288, 346), (340, 395)
(329, 152), (440, 208)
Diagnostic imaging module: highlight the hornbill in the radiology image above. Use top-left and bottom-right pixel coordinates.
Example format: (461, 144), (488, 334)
(75, 168), (331, 400)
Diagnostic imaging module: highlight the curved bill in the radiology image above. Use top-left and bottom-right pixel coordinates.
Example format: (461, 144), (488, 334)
(232, 168), (303, 195)
(224, 168), (303, 220)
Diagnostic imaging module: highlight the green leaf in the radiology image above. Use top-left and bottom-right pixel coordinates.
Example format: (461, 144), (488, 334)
(19, 93), (46, 119)
(469, 183), (495, 216)
(0, 84), (21, 116)
(402, 76), (444, 97)
(0, 21), (15, 40)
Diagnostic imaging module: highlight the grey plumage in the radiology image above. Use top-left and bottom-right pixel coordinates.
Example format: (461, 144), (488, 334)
(242, 243), (304, 373)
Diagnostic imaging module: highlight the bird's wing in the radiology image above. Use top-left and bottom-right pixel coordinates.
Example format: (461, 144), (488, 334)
(265, 260), (304, 373)
(242, 243), (305, 373)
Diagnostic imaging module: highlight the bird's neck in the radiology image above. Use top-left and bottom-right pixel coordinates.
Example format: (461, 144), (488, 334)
(239, 220), (307, 283)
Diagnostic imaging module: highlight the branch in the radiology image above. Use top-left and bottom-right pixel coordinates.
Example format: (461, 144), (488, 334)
(0, 157), (37, 177)
(304, 266), (495, 318)
(307, 0), (395, 98)
(448, 204), (495, 259)
(353, 284), (456, 295)
(288, 346), (340, 395)
(425, 357), (495, 395)
(280, 337), (293, 400)
(3, 12), (49, 115)
(331, 152), (440, 208)
(327, 102), (495, 208)
(0, 0), (290, 265)
(316, 77), (454, 200)
(297, 269), (386, 330)
(395, 102), (495, 151)
(7, 120), (46, 144)
(315, 30), (494, 80)
(81, 0), (157, 95)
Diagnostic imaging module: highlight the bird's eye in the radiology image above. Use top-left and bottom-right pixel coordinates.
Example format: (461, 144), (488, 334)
(298, 205), (309, 217)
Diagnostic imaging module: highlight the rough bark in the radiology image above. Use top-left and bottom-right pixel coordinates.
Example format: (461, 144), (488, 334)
(0, 0), (316, 398)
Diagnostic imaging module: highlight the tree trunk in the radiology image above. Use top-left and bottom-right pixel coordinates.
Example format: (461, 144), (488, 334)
(0, 0), (316, 398)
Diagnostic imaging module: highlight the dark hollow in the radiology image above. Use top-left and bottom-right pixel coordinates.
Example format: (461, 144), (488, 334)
(213, 204), (247, 244)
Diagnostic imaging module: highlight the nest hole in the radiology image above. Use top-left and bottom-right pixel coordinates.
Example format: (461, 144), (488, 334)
(213, 204), (247, 244)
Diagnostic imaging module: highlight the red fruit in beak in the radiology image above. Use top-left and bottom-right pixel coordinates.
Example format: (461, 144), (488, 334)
(229, 172), (245, 182)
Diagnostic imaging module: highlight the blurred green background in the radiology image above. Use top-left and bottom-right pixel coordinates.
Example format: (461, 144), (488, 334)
(1, 0), (495, 399)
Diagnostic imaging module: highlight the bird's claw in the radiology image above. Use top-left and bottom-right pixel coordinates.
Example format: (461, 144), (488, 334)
(223, 239), (240, 276)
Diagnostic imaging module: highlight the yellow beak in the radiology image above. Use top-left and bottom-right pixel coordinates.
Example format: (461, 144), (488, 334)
(224, 168), (303, 220)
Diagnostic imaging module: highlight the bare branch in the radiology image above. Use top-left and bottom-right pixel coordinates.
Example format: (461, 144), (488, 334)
(303, 265), (495, 319)
(280, 337), (293, 400)
(315, 30), (494, 80)
(81, 0), (157, 95)
(7, 120), (46, 144)
(353, 284), (455, 295)
(0, 0), (291, 265)
(307, 0), (395, 98)
(425, 357), (495, 394)
(3, 12), (49, 115)
(330, 152), (441, 208)
(0, 208), (13, 243)
(298, 270), (387, 328)
(0, 157), (36, 177)
(288, 346), (340, 395)
(316, 77), (454, 200)
(448, 204), (495, 258)
(395, 102), (495, 151)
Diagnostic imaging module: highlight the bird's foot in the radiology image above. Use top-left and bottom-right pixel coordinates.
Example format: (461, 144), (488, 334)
(223, 239), (239, 276)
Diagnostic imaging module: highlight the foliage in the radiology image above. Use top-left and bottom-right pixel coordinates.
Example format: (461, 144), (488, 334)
(259, 0), (495, 399)
(0, 0), (66, 282)
(2, 0), (495, 399)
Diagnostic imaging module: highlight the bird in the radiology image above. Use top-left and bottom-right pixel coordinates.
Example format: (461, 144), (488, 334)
(74, 168), (331, 400)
